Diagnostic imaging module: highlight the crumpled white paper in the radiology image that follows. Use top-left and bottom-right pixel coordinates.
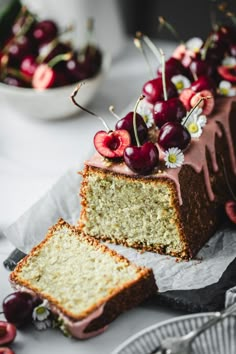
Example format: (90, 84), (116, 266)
(3, 166), (236, 293)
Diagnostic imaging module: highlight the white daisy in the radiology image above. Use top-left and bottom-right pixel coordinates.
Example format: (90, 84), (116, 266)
(218, 80), (236, 97)
(164, 147), (184, 168)
(33, 318), (52, 331)
(182, 108), (207, 138)
(137, 101), (154, 128)
(32, 300), (50, 322)
(222, 56), (236, 67)
(185, 37), (203, 53)
(171, 75), (191, 93)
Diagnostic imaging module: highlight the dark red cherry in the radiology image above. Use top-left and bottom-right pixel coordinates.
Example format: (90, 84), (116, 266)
(218, 65), (236, 83)
(94, 129), (131, 158)
(7, 36), (36, 66)
(229, 44), (236, 57)
(32, 20), (58, 45)
(225, 200), (236, 224)
(77, 45), (102, 78)
(190, 75), (217, 95)
(0, 321), (16, 346)
(32, 63), (56, 88)
(189, 58), (213, 78)
(115, 112), (148, 145)
(143, 77), (177, 104)
(20, 55), (38, 78)
(154, 97), (186, 128)
(157, 57), (190, 79)
(124, 141), (159, 175)
(158, 121), (191, 151)
(2, 291), (35, 328)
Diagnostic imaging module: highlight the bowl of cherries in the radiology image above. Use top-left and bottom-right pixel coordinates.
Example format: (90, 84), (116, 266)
(0, 0), (109, 120)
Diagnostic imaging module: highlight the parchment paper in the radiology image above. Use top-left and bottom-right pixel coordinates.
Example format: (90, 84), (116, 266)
(4, 166), (236, 294)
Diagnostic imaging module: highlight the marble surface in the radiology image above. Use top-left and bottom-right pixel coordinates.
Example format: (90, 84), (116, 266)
(0, 38), (184, 354)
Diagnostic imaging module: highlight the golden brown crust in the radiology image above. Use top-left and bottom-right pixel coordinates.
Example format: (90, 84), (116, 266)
(10, 218), (157, 321)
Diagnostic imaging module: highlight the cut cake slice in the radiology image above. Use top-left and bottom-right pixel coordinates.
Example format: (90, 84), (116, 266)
(10, 218), (157, 339)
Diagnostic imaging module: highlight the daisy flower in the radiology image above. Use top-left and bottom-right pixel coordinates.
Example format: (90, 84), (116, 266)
(32, 300), (52, 330)
(218, 81), (236, 97)
(182, 108), (207, 138)
(185, 37), (203, 53)
(171, 75), (191, 93)
(136, 101), (154, 128)
(164, 147), (184, 168)
(222, 56), (236, 67)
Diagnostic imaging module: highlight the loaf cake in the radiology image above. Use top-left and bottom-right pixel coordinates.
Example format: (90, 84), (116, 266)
(78, 97), (236, 259)
(10, 218), (157, 339)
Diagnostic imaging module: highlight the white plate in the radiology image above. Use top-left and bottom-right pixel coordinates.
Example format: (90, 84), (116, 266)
(111, 312), (236, 354)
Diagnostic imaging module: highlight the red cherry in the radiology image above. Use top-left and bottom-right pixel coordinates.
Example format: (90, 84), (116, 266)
(32, 63), (55, 89)
(115, 112), (148, 145)
(124, 141), (159, 175)
(158, 121), (191, 151)
(189, 58), (213, 78)
(32, 20), (58, 45)
(142, 77), (177, 104)
(94, 130), (131, 159)
(20, 55), (38, 78)
(8, 36), (36, 65)
(190, 90), (214, 115)
(0, 348), (15, 354)
(190, 75), (217, 95)
(154, 97), (186, 128)
(179, 88), (196, 111)
(225, 200), (236, 224)
(0, 321), (16, 346)
(217, 65), (236, 83)
(157, 56), (190, 79)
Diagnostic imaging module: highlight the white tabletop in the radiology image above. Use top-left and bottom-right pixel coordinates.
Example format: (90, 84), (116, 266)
(0, 38), (184, 354)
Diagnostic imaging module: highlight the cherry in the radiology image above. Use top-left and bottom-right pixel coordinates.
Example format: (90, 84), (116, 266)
(2, 291), (35, 328)
(190, 75), (217, 95)
(158, 121), (191, 151)
(115, 112), (148, 146)
(32, 20), (58, 46)
(94, 130), (131, 159)
(154, 97), (186, 128)
(143, 77), (177, 104)
(7, 36), (36, 66)
(0, 348), (15, 354)
(157, 56), (190, 79)
(225, 200), (236, 224)
(0, 321), (16, 346)
(77, 45), (102, 79)
(189, 58), (213, 78)
(20, 55), (38, 78)
(218, 65), (236, 83)
(39, 42), (72, 63)
(124, 142), (159, 175)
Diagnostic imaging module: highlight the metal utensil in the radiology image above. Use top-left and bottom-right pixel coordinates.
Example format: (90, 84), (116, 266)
(150, 302), (236, 354)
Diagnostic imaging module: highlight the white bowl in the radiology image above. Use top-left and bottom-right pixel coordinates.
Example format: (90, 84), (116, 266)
(112, 312), (236, 354)
(0, 53), (110, 120)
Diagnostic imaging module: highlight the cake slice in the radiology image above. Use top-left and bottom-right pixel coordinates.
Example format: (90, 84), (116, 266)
(10, 219), (157, 339)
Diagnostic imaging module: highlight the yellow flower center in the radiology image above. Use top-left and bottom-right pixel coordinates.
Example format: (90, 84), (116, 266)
(220, 88), (229, 96)
(168, 154), (177, 163)
(36, 306), (46, 315)
(176, 81), (184, 90)
(188, 122), (199, 133)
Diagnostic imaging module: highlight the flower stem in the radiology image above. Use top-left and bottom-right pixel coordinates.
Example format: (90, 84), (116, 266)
(71, 83), (110, 131)
(133, 95), (145, 147)
(182, 96), (212, 126)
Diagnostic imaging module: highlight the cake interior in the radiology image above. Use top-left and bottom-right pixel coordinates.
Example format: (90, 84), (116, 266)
(80, 169), (185, 255)
(15, 225), (144, 318)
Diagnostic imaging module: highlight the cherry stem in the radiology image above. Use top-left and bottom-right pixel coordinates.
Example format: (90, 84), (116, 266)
(221, 157), (236, 201)
(160, 48), (167, 101)
(136, 32), (161, 64)
(134, 37), (154, 79)
(47, 52), (73, 68)
(217, 3), (236, 25)
(133, 95), (145, 147)
(201, 34), (213, 61)
(37, 38), (59, 64)
(158, 16), (184, 44)
(109, 105), (121, 120)
(182, 96), (212, 126)
(71, 83), (110, 131)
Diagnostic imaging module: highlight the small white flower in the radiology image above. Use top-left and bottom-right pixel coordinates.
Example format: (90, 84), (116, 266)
(182, 108), (207, 138)
(34, 319), (52, 331)
(185, 37), (203, 53)
(171, 75), (191, 93)
(222, 56), (236, 67)
(218, 80), (236, 97)
(137, 101), (154, 128)
(32, 300), (50, 322)
(164, 147), (184, 168)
